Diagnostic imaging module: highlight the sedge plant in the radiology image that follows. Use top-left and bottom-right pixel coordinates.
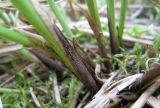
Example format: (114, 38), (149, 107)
(0, 0), (129, 93)
(11, 0), (98, 92)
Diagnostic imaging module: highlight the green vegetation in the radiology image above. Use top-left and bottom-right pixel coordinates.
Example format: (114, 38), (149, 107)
(118, 0), (128, 46)
(48, 0), (74, 38)
(0, 26), (32, 45)
(0, 0), (159, 107)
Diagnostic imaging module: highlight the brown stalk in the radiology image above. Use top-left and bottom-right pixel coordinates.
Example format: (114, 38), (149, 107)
(30, 50), (63, 72)
(30, 0), (98, 92)
(78, 5), (111, 73)
(72, 38), (95, 74)
(131, 63), (160, 91)
(78, 6), (108, 58)
(53, 23), (98, 92)
(68, 0), (79, 21)
(132, 80), (160, 108)
(108, 17), (120, 54)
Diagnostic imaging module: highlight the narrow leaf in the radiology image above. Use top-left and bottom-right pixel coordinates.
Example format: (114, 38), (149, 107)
(85, 0), (102, 31)
(0, 25), (32, 46)
(12, 0), (74, 72)
(48, 0), (74, 37)
(106, 0), (119, 54)
(118, 0), (128, 47)
(78, 6), (109, 59)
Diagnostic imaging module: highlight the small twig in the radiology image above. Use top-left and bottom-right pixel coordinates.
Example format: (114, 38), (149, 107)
(85, 74), (142, 108)
(130, 6), (144, 19)
(95, 64), (107, 83)
(147, 96), (160, 108)
(71, 27), (153, 46)
(13, 10), (19, 27)
(77, 92), (90, 108)
(145, 58), (159, 70)
(29, 87), (41, 108)
(14, 28), (46, 44)
(94, 70), (120, 98)
(0, 44), (23, 54)
(14, 22), (155, 47)
(131, 80), (160, 108)
(131, 64), (160, 91)
(0, 74), (9, 81)
(52, 74), (62, 104)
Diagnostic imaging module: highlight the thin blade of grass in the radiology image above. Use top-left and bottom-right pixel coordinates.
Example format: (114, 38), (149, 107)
(0, 88), (20, 93)
(85, 0), (102, 31)
(12, 0), (74, 73)
(48, 0), (74, 38)
(0, 11), (12, 25)
(78, 6), (109, 59)
(118, 0), (128, 47)
(0, 25), (33, 46)
(106, 0), (119, 54)
(78, 6), (111, 73)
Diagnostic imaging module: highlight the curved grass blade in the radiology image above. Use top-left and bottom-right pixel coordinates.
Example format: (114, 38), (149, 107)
(0, 25), (33, 46)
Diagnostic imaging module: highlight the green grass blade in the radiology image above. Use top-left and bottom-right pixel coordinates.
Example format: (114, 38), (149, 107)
(118, 0), (128, 47)
(106, 0), (115, 26)
(12, 0), (57, 44)
(0, 25), (32, 45)
(48, 0), (74, 37)
(0, 11), (12, 24)
(85, 0), (102, 31)
(0, 88), (20, 93)
(84, 0), (109, 59)
(12, 0), (74, 72)
(106, 0), (119, 54)
(12, 0), (98, 91)
(20, 49), (37, 62)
